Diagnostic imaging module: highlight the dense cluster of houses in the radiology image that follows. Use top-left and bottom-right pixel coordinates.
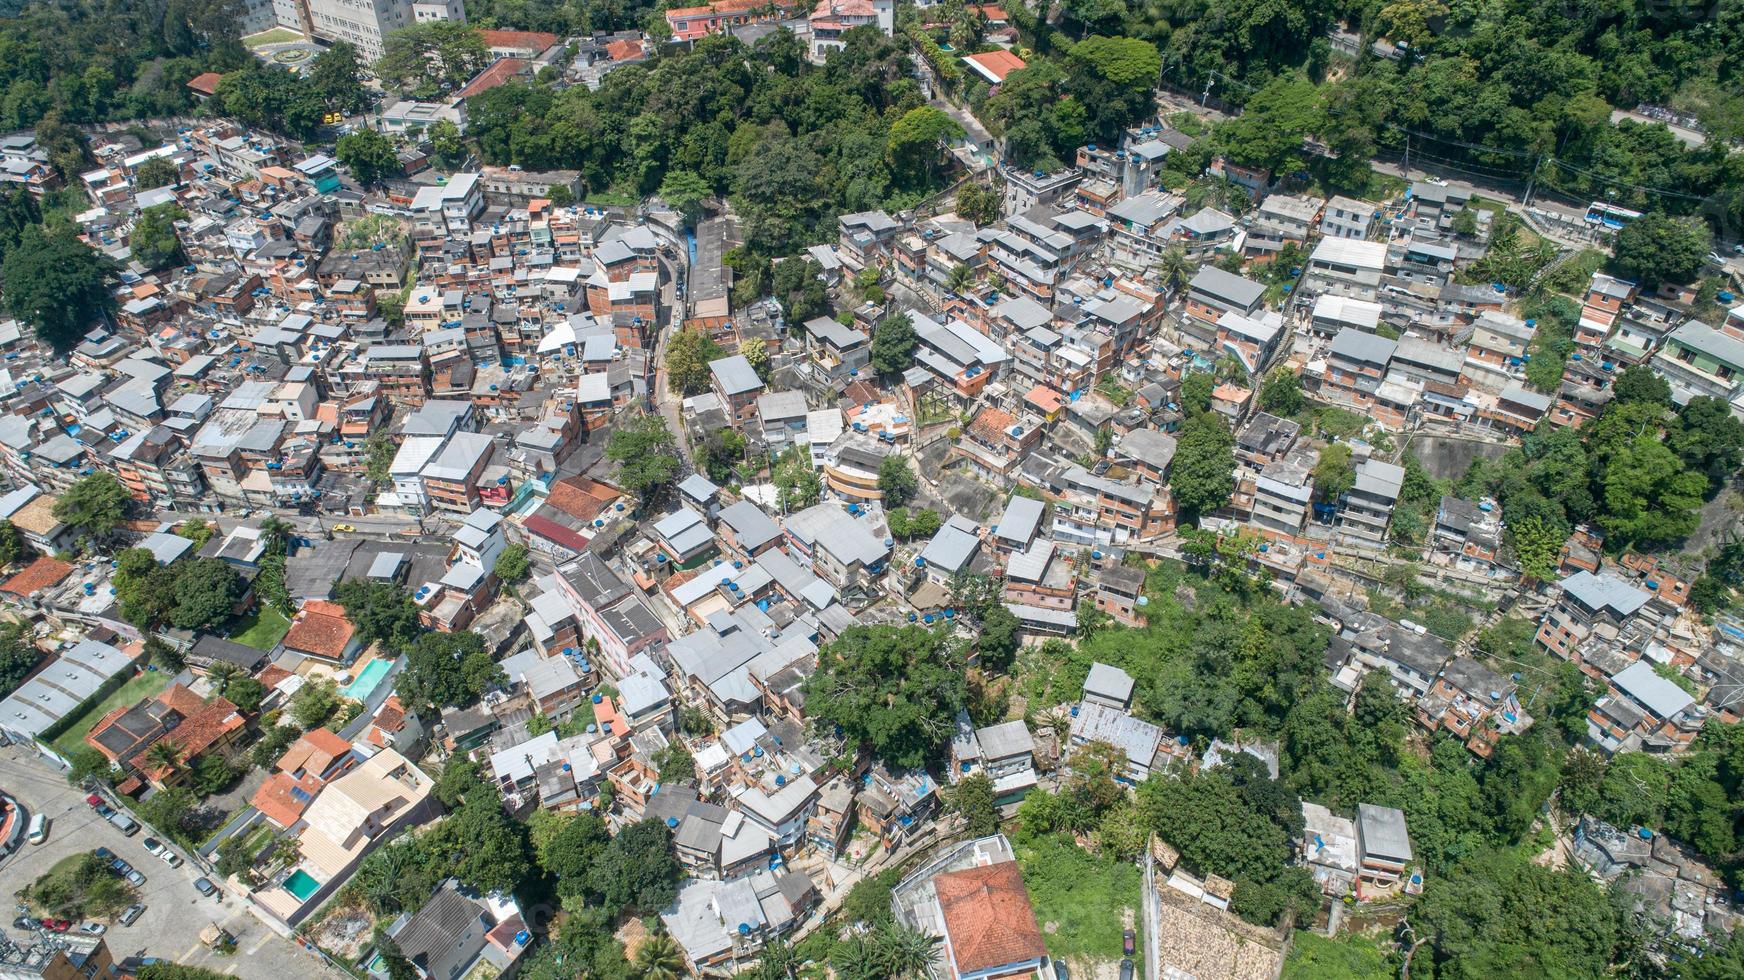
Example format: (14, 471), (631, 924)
(0, 17), (1740, 967)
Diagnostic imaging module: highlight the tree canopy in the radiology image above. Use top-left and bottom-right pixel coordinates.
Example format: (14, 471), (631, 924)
(607, 412), (683, 507)
(3, 224), (117, 351)
(801, 625), (968, 768)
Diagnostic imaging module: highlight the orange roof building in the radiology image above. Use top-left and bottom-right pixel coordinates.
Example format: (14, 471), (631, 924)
(276, 727), (354, 779)
(962, 50), (1026, 84)
(0, 557), (72, 598)
(282, 599), (359, 663)
(253, 771), (324, 829)
(479, 28), (559, 54)
(457, 58), (526, 100)
(186, 72), (223, 97)
(252, 727), (358, 828)
(933, 861), (1046, 979)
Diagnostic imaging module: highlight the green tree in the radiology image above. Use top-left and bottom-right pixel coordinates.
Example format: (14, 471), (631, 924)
(133, 157), (180, 190)
(494, 543), (530, 584)
(364, 432), (396, 483)
(377, 22), (489, 95)
(635, 931), (685, 980)
(947, 771), (1000, 836)
(3, 223), (118, 351)
(53, 472), (131, 547)
(1180, 372), (1214, 415)
(427, 119), (465, 169)
(886, 105), (962, 187)
(870, 311), (918, 375)
(1598, 434), (1707, 549)
(1170, 411), (1235, 520)
(169, 558), (246, 630)
(396, 630), (505, 714)
(1609, 365), (1672, 406)
(1154, 244), (1192, 295)
(888, 507), (942, 541)
(1610, 213), (1710, 285)
(291, 678), (343, 730)
(878, 455), (917, 507)
(666, 328), (723, 396)
(771, 446), (822, 511)
(1313, 443), (1355, 501)
(0, 619), (40, 698)
(607, 413), (683, 508)
(801, 625), (967, 768)
(657, 168), (712, 226)
(976, 603), (1021, 672)
(1259, 369), (1304, 416)
(307, 41), (370, 113)
(336, 128), (399, 185)
(1506, 515), (1565, 582)
(590, 819), (683, 916)
(129, 203), (184, 270)
(1668, 396), (1744, 493)
(334, 578), (420, 649)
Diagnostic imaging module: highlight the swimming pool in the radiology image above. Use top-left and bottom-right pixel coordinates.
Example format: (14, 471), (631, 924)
(340, 658), (391, 701)
(283, 869), (321, 902)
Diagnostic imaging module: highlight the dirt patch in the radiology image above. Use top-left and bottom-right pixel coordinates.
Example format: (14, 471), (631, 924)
(616, 917), (650, 959)
(307, 894), (375, 960)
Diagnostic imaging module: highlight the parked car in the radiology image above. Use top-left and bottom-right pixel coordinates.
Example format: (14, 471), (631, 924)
(119, 905), (145, 927)
(84, 794), (104, 808)
(43, 920), (71, 933)
(193, 877), (217, 897)
(108, 857), (131, 876)
(12, 915), (37, 931)
(1053, 960), (1070, 980)
(141, 838), (164, 858)
(123, 869), (145, 887)
(93, 804), (114, 819)
(93, 846), (112, 860)
(79, 922), (106, 935)
(1123, 929), (1136, 956)
(158, 849), (183, 868)
(26, 813), (49, 845)
(1119, 959), (1134, 980)
(106, 812), (140, 836)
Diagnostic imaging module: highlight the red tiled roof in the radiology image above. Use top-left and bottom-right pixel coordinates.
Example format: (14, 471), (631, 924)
(282, 600), (356, 660)
(963, 49), (1026, 83)
(252, 771), (323, 828)
(156, 682), (205, 718)
(457, 58), (526, 100)
(525, 513), (591, 554)
(604, 38), (646, 61)
(259, 664), (294, 689)
(934, 861), (1045, 977)
(543, 475), (619, 523)
(186, 72), (223, 96)
(969, 406), (1016, 444)
(132, 696), (242, 781)
(276, 727), (351, 777)
(1023, 385), (1064, 413)
(479, 28), (559, 51)
(0, 557), (73, 597)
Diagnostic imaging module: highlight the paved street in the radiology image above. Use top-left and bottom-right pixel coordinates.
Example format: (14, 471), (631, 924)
(0, 746), (348, 980)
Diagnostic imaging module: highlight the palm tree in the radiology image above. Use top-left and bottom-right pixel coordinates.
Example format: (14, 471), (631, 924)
(1154, 244), (1191, 296)
(634, 931), (685, 980)
(876, 922), (941, 979)
(206, 660), (242, 697)
(259, 516), (294, 556)
(142, 740), (185, 779)
(945, 262), (976, 295)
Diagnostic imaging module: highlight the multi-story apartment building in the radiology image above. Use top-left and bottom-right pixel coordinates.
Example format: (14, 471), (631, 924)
(1337, 458), (1404, 546)
(1652, 320), (1744, 409)
(1304, 238), (1387, 301)
(420, 431), (495, 514)
(1537, 570), (1650, 663)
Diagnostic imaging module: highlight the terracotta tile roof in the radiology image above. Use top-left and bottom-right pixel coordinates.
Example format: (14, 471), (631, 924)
(457, 58), (525, 100)
(132, 696), (241, 781)
(525, 514), (591, 553)
(969, 407), (1016, 444)
(252, 770), (323, 828)
(0, 557), (72, 596)
(282, 599), (356, 661)
(842, 380), (881, 405)
(963, 49), (1027, 83)
(543, 475), (619, 522)
(276, 727), (352, 777)
(1024, 385), (1064, 413)
(259, 664), (294, 689)
(604, 38), (646, 61)
(479, 28), (559, 51)
(155, 683), (205, 717)
(186, 72), (223, 96)
(934, 861), (1045, 977)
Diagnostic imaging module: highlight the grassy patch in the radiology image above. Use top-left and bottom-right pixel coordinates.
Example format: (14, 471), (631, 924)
(230, 606), (291, 651)
(1283, 931), (1395, 980)
(243, 26), (305, 46)
(1014, 832), (1140, 965)
(50, 670), (172, 758)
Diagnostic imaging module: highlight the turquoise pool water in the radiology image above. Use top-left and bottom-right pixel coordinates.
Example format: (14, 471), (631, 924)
(284, 869), (321, 901)
(340, 659), (391, 701)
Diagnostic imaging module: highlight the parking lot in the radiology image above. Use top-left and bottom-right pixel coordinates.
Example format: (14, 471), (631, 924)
(0, 744), (349, 979)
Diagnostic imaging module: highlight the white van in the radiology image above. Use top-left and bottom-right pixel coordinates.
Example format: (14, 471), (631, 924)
(26, 813), (48, 845)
